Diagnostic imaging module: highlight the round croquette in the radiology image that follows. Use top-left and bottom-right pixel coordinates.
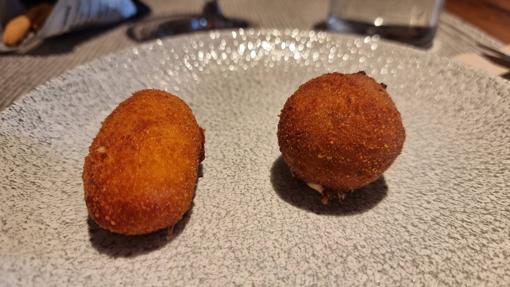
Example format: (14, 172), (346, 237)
(277, 72), (405, 199)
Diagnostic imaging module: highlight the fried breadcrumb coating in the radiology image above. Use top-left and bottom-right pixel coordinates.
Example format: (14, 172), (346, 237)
(83, 89), (204, 235)
(278, 72), (405, 194)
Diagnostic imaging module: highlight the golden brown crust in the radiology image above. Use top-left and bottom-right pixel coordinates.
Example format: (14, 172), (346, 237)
(2, 3), (53, 46)
(2, 15), (31, 46)
(83, 89), (204, 235)
(277, 72), (405, 191)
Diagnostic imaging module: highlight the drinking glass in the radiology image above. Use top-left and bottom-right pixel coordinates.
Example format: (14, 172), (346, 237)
(326, 0), (444, 47)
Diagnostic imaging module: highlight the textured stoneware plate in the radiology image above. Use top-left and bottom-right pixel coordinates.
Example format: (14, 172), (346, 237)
(1, 29), (509, 286)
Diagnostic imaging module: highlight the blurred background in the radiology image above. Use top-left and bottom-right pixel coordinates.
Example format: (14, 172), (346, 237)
(0, 0), (508, 109)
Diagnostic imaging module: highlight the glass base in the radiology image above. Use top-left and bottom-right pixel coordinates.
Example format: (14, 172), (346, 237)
(127, 15), (249, 42)
(127, 1), (249, 42)
(322, 17), (437, 48)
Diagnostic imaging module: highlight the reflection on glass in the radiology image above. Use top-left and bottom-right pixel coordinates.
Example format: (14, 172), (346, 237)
(325, 0), (444, 47)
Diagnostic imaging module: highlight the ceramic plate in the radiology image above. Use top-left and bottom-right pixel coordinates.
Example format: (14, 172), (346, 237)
(1, 29), (509, 286)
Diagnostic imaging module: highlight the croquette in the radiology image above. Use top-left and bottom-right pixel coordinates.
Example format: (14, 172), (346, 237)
(83, 89), (204, 235)
(277, 72), (405, 202)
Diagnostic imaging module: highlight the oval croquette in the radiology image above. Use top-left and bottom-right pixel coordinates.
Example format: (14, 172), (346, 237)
(83, 89), (204, 235)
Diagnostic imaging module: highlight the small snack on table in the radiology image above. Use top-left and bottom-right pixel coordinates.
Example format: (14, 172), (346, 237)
(2, 3), (52, 47)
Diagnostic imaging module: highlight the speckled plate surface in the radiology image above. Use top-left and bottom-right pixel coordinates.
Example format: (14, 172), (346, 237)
(1, 29), (509, 286)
